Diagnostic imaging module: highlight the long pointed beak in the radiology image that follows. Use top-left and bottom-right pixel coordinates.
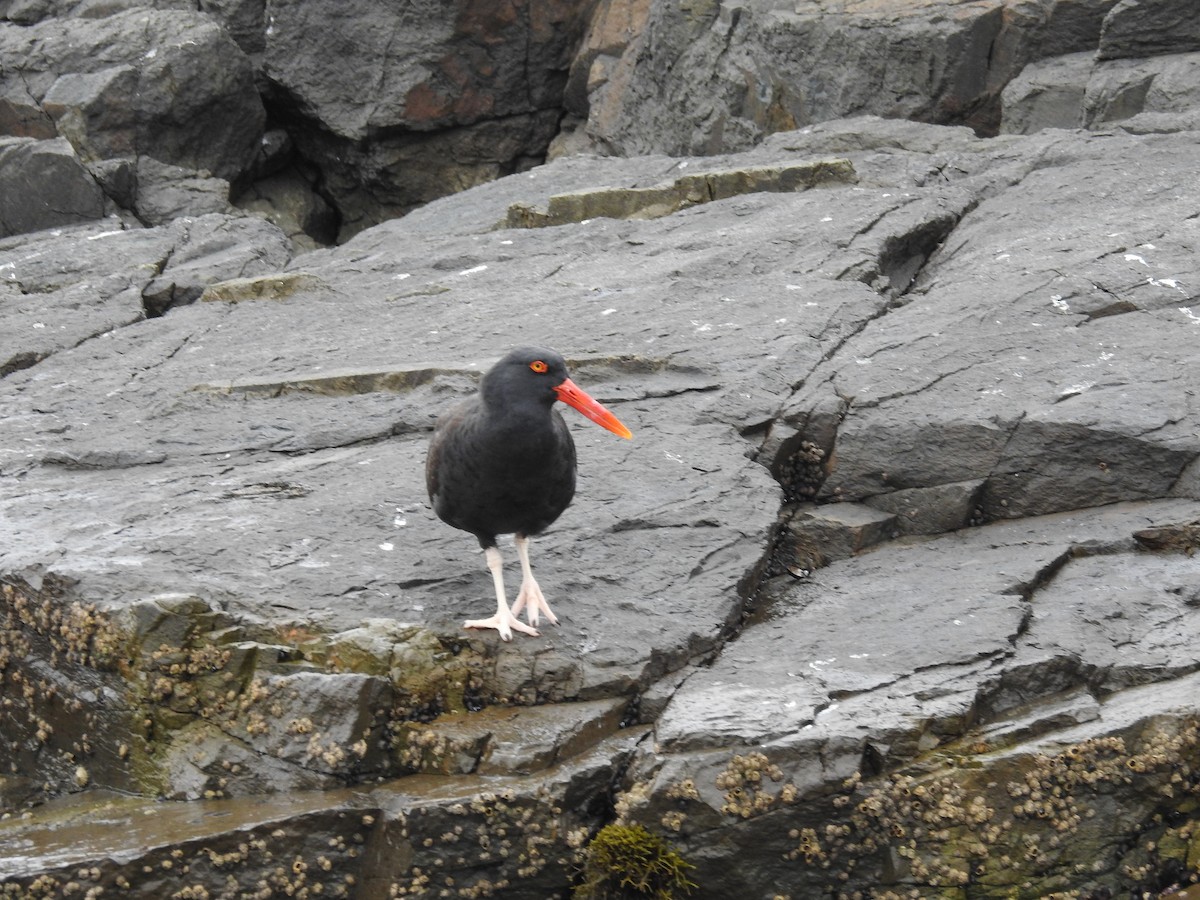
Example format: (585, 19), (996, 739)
(554, 378), (633, 440)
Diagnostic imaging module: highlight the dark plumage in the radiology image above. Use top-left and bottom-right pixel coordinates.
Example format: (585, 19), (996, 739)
(426, 346), (632, 639)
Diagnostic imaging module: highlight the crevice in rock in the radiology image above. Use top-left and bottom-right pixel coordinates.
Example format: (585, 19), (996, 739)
(842, 359), (979, 411)
(875, 209), (963, 301)
(740, 398), (850, 599)
(971, 412), (1027, 525)
(249, 92), (352, 238)
(1003, 545), (1079, 602)
(613, 518), (721, 533)
(834, 195), (977, 305)
(1, 350), (47, 378)
(235, 99), (343, 247)
(140, 245), (178, 318)
(1082, 281), (1141, 322)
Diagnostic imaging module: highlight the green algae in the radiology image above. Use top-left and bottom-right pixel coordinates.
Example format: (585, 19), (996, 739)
(574, 824), (697, 900)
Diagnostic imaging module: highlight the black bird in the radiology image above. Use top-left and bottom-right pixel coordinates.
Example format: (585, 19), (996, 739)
(426, 347), (633, 640)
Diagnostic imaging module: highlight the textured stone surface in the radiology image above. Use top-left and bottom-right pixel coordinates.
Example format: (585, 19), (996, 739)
(0, 729), (645, 898)
(5, 0), (1200, 243)
(1002, 49), (1200, 133)
(256, 0), (598, 237)
(4, 115), (1200, 895)
(0, 136), (106, 237)
(1098, 0), (1200, 60)
(3, 0), (1200, 888)
(570, 0), (1124, 155)
(2, 8), (264, 179)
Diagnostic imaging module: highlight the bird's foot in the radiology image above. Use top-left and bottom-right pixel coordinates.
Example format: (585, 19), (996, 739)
(510, 575), (559, 628)
(464, 609), (540, 641)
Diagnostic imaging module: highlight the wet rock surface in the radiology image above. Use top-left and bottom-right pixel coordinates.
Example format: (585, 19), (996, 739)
(3, 0), (1200, 895)
(4, 114), (1200, 896)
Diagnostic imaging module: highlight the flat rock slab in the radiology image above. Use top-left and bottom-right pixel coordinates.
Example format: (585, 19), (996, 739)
(656, 497), (1200, 758)
(3, 118), (1200, 896)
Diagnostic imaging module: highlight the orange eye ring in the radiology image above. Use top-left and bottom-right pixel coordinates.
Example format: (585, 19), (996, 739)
(529, 360), (548, 373)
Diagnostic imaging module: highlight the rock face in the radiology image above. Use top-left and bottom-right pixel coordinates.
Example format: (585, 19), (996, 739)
(569, 0), (1116, 153)
(4, 0), (1200, 898)
(0, 137), (105, 237)
(258, 0), (598, 237)
(5, 0), (1197, 243)
(4, 8), (264, 178)
(4, 112), (1200, 896)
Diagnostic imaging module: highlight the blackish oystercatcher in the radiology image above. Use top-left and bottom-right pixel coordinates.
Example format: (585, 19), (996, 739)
(426, 347), (633, 640)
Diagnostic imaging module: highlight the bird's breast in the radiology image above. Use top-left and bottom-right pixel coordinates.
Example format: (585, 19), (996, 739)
(428, 406), (577, 539)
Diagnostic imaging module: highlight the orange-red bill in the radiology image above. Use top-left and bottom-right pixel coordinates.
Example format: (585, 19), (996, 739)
(554, 378), (633, 440)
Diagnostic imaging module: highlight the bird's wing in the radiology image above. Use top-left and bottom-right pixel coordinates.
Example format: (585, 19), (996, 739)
(425, 401), (471, 505)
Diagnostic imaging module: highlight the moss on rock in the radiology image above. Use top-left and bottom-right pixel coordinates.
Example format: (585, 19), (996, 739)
(574, 824), (696, 900)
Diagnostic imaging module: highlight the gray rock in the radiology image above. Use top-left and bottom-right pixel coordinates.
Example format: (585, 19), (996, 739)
(0, 136), (106, 236)
(1002, 50), (1200, 135)
(1085, 51), (1200, 125)
(199, 0), (265, 55)
(570, 0), (1200, 156)
(0, 727), (645, 897)
(393, 697), (627, 776)
(127, 157), (233, 225)
(1098, 0), (1200, 60)
(260, 0), (589, 142)
(82, 156), (234, 225)
(0, 210), (293, 378)
(618, 499), (1200, 897)
(3, 118), (1200, 896)
(0, 219), (165, 374)
(782, 127), (1200, 526)
(235, 168), (338, 249)
(42, 65), (141, 160)
(2, 8), (265, 180)
(293, 109), (568, 241)
(0, 76), (57, 138)
(1000, 51), (1092, 133)
(572, 0), (1089, 155)
(257, 0), (596, 238)
(4, 0), (195, 23)
(863, 478), (987, 536)
(141, 212), (293, 313)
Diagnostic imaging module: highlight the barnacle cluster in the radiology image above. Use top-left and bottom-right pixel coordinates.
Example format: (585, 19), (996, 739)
(0, 577), (439, 804)
(715, 752), (794, 819)
(2, 581), (124, 671)
(663, 779), (700, 802)
(660, 779), (699, 831)
(776, 440), (829, 503)
(806, 770), (998, 890)
(1, 580), (129, 794)
(390, 722), (479, 774)
(3, 569), (503, 803)
(2, 578), (631, 899)
(0, 822), (367, 900)
(0, 874), (82, 899)
(386, 787), (568, 898)
(776, 720), (1200, 897)
(144, 642), (236, 717)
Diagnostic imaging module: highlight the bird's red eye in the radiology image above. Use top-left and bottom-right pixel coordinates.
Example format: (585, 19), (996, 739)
(529, 360), (548, 374)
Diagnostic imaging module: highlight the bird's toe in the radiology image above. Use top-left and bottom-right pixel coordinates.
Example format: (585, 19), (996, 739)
(515, 580), (559, 627)
(464, 613), (540, 640)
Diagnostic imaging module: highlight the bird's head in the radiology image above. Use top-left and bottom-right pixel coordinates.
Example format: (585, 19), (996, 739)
(483, 346), (633, 439)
